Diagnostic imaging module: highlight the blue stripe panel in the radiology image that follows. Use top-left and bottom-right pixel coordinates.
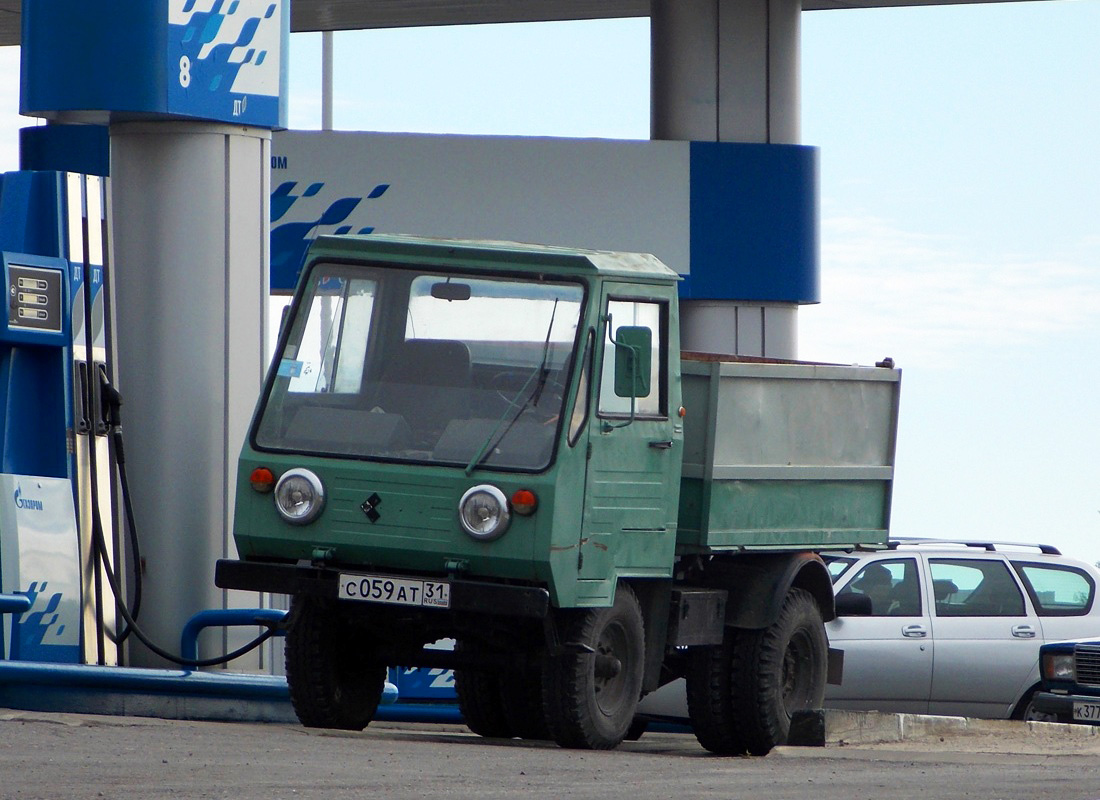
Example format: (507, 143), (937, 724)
(684, 142), (820, 304)
(19, 126), (110, 178)
(21, 2), (167, 117)
(0, 174), (71, 480)
(0, 172), (64, 258)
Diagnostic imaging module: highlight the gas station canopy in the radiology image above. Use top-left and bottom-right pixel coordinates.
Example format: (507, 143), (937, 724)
(0, 0), (1035, 47)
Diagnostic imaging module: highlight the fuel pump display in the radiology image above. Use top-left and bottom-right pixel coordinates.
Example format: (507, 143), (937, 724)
(8, 263), (63, 333)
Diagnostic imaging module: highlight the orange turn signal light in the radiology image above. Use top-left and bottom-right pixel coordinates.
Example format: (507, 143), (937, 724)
(250, 467), (276, 493)
(510, 489), (538, 516)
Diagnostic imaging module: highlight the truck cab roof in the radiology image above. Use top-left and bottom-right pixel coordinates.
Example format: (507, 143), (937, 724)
(307, 234), (682, 285)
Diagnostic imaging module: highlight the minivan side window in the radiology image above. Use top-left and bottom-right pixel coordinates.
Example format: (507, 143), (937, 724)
(835, 558), (921, 616)
(929, 559), (1026, 617)
(1012, 562), (1095, 616)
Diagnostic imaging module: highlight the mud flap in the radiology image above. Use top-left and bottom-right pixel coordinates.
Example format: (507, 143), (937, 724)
(827, 647), (844, 686)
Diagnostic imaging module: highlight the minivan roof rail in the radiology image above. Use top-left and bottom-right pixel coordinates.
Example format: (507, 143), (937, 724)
(887, 538), (1062, 556)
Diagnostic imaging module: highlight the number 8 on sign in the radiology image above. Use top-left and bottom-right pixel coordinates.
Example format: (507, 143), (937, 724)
(179, 56), (191, 88)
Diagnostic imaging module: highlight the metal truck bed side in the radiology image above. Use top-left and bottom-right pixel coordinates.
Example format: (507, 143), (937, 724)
(676, 356), (900, 552)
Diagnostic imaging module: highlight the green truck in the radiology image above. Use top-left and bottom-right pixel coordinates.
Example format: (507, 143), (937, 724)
(216, 235), (900, 754)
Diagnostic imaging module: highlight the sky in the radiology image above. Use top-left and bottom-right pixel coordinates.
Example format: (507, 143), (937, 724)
(0, 1), (1098, 562)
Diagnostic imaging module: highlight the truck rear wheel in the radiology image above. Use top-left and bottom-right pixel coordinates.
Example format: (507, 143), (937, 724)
(542, 583), (645, 750)
(454, 666), (512, 738)
(687, 587), (827, 755)
(500, 664), (551, 740)
(685, 633), (749, 755)
(454, 640), (512, 738)
(285, 595), (385, 731)
(454, 643), (550, 739)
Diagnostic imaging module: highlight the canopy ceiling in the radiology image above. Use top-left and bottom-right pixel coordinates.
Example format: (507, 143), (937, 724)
(0, 0), (1034, 48)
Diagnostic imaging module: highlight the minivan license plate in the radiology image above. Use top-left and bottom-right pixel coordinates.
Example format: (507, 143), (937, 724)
(338, 573), (450, 609)
(1073, 702), (1100, 722)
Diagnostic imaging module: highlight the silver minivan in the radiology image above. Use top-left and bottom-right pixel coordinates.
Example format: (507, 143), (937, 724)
(823, 540), (1100, 719)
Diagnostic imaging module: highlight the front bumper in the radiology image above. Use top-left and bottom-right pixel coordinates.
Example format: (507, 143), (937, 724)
(215, 558), (550, 619)
(1031, 690), (1100, 724)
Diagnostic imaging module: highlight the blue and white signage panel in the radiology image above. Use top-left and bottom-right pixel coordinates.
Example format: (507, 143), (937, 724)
(0, 474), (82, 663)
(21, 0), (287, 128)
(268, 132), (818, 303)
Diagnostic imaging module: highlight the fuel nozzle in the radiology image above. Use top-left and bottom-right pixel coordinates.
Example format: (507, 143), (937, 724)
(97, 369), (126, 463)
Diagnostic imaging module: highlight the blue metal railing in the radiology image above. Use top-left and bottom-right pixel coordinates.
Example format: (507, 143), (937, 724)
(0, 593), (32, 614)
(178, 608), (288, 662)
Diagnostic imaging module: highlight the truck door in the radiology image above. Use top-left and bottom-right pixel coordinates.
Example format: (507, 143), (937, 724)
(577, 286), (682, 590)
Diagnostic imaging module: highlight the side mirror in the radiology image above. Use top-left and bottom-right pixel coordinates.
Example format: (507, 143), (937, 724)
(834, 593), (873, 617)
(613, 326), (652, 398)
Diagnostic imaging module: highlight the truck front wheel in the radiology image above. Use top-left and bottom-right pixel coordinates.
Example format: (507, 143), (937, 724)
(285, 594), (385, 730)
(687, 587), (827, 755)
(542, 582), (645, 750)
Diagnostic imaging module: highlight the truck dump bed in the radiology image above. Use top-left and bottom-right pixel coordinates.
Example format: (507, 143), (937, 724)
(676, 353), (900, 552)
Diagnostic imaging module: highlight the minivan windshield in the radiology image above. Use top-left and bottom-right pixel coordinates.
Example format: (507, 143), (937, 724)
(254, 261), (585, 471)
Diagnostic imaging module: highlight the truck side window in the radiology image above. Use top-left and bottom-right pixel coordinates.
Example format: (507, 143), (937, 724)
(598, 300), (665, 417)
(286, 277), (376, 394)
(568, 332), (594, 445)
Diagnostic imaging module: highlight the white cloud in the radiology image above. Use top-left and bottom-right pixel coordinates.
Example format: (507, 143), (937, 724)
(800, 215), (1100, 367)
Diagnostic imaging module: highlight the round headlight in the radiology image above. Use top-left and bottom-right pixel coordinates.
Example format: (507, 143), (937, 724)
(459, 484), (510, 541)
(274, 468), (325, 525)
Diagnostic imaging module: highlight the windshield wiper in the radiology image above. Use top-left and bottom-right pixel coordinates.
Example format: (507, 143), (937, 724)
(464, 299), (559, 476)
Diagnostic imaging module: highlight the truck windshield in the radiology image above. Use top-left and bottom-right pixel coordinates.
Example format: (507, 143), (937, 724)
(254, 261), (585, 471)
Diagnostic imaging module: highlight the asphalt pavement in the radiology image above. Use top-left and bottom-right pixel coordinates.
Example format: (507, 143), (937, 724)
(3, 709), (1100, 800)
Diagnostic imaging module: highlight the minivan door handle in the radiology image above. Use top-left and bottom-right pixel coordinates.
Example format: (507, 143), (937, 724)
(648, 440), (674, 450)
(902, 625), (927, 638)
(1011, 625), (1036, 639)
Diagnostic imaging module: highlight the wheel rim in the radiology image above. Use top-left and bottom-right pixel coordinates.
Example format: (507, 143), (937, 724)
(593, 620), (631, 716)
(780, 628), (816, 715)
(1023, 700), (1058, 723)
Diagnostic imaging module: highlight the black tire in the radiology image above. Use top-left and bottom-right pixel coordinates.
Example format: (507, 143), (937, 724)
(454, 667), (513, 738)
(453, 640), (513, 738)
(687, 587), (827, 756)
(733, 587), (827, 755)
(685, 632), (749, 755)
(542, 582), (645, 750)
(284, 594), (385, 730)
(500, 665), (552, 740)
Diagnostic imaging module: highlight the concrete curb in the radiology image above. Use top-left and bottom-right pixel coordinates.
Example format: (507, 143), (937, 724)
(788, 709), (1100, 747)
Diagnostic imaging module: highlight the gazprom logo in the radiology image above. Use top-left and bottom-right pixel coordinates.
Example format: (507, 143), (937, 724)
(14, 485), (44, 512)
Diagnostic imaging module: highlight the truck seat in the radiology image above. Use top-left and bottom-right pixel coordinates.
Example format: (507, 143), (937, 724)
(374, 339), (473, 447)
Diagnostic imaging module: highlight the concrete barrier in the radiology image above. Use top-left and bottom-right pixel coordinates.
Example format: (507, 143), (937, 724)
(788, 709), (1100, 747)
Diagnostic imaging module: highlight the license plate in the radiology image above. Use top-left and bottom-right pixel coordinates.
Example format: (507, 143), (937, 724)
(338, 572), (450, 609)
(1073, 701), (1100, 722)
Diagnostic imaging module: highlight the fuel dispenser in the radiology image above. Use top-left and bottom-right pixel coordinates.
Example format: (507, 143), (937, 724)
(0, 170), (120, 666)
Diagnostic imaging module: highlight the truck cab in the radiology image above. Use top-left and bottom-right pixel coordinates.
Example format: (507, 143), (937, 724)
(230, 235), (682, 607)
